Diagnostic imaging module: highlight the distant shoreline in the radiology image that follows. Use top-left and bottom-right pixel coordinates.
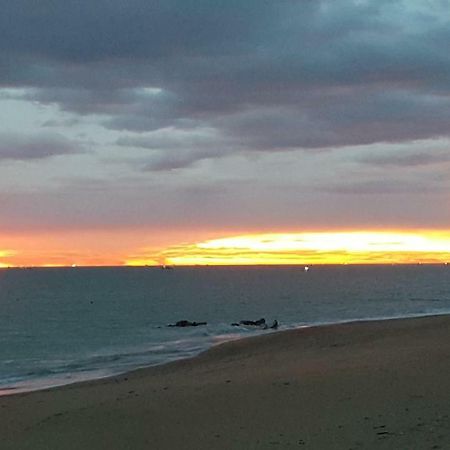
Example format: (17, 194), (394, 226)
(2, 262), (450, 269)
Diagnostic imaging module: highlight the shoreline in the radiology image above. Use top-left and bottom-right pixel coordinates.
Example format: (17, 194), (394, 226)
(3, 310), (450, 397)
(2, 313), (450, 448)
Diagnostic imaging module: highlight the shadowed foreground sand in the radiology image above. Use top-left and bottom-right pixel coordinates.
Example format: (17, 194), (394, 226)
(1, 315), (450, 449)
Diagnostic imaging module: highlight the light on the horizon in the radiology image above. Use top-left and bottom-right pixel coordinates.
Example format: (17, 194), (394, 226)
(0, 249), (16, 268)
(196, 232), (450, 253)
(3, 231), (450, 268)
(136, 231), (450, 266)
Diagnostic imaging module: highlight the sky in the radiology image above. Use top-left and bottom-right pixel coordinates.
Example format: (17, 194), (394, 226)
(1, 0), (450, 266)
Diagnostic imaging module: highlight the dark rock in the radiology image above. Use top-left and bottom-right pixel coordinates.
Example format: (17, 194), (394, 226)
(232, 318), (279, 329)
(239, 318), (266, 326)
(270, 319), (279, 329)
(168, 320), (207, 327)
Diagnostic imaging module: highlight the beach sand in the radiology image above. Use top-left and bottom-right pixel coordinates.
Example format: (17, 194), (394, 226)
(1, 315), (450, 449)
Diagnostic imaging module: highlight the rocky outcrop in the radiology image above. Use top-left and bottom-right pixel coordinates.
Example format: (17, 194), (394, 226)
(168, 320), (207, 327)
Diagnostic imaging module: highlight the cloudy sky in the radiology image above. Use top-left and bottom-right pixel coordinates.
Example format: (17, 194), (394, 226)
(1, 0), (450, 265)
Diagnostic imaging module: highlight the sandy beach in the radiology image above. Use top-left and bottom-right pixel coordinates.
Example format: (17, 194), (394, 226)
(1, 314), (450, 449)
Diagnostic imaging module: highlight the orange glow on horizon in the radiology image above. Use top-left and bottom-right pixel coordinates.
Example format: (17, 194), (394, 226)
(1, 230), (450, 267)
(125, 230), (450, 266)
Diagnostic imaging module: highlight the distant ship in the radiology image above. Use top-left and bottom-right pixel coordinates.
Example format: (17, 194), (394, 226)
(160, 265), (174, 270)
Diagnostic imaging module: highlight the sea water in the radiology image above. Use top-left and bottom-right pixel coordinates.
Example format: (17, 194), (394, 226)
(0, 265), (449, 393)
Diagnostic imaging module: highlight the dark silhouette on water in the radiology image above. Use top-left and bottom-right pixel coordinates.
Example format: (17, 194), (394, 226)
(240, 318), (266, 326)
(168, 318), (277, 329)
(231, 318), (279, 330)
(168, 320), (207, 327)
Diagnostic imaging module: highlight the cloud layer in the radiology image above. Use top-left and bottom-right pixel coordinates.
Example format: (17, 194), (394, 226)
(2, 1), (450, 170)
(0, 133), (84, 160)
(0, 0), (449, 250)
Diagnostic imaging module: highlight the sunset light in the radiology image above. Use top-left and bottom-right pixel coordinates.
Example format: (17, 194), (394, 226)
(2, 231), (450, 268)
(4, 2), (450, 446)
(124, 231), (450, 266)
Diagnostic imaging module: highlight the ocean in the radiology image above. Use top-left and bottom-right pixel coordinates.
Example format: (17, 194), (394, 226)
(0, 265), (449, 394)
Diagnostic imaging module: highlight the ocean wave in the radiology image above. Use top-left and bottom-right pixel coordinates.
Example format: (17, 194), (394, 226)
(0, 326), (270, 392)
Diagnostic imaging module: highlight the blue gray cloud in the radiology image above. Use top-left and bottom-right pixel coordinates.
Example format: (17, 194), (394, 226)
(2, 0), (450, 172)
(0, 133), (84, 160)
(1, 0), (450, 235)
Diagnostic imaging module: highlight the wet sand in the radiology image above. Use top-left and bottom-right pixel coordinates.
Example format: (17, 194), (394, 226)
(1, 315), (450, 449)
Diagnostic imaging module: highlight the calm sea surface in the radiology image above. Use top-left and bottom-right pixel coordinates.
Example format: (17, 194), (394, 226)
(0, 265), (449, 393)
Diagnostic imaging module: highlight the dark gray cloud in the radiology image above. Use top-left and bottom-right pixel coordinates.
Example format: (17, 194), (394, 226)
(0, 0), (276, 63)
(2, 0), (450, 169)
(0, 133), (84, 160)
